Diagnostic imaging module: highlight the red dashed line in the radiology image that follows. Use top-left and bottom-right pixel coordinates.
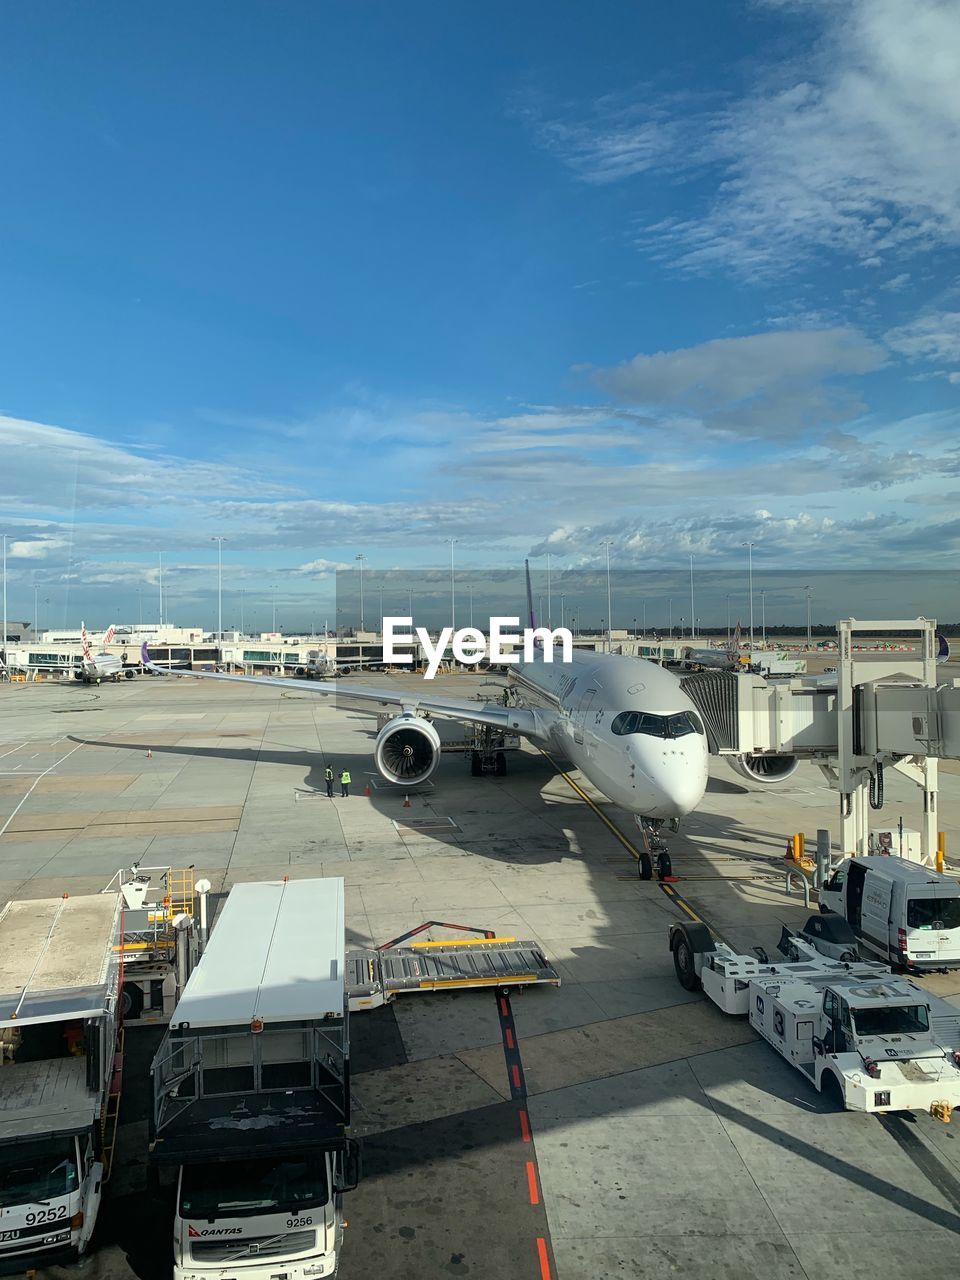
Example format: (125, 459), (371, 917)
(505, 1027), (515, 1049)
(499, 996), (509, 1017)
(519, 1109), (531, 1143)
(525, 1161), (540, 1205)
(536, 1237), (552, 1280)
(511, 1063), (522, 1090)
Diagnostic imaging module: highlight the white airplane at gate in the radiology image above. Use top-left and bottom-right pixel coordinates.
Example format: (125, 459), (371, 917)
(142, 578), (798, 877)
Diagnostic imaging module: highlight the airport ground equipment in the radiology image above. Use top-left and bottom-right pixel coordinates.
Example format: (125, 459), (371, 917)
(0, 895), (122, 1269)
(790, 913), (860, 962)
(346, 920), (561, 1011)
(818, 856), (960, 971)
(105, 864), (204, 1023)
(150, 878), (360, 1280)
(681, 618), (960, 866)
(670, 920), (960, 1117)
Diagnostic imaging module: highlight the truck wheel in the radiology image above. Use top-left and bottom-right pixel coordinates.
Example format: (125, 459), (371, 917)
(638, 850), (653, 881)
(820, 1071), (845, 1112)
(120, 983), (144, 1021)
(672, 933), (701, 992)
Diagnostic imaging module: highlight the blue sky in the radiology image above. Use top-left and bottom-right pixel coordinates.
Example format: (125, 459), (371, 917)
(2, 0), (960, 632)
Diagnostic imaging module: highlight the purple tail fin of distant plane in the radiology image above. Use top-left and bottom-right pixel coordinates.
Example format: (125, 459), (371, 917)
(937, 632), (950, 664)
(140, 641), (150, 667)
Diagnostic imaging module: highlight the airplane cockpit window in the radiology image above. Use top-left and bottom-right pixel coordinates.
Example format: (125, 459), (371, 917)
(612, 710), (706, 739)
(667, 711), (705, 737)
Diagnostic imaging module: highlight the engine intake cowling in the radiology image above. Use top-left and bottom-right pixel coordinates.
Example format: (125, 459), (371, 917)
(728, 752), (799, 785)
(374, 715), (441, 785)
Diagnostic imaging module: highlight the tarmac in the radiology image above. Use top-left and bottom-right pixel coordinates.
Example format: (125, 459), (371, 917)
(2, 670), (960, 1280)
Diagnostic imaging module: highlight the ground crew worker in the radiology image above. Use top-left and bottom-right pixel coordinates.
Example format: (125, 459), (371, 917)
(340, 767), (351, 797)
(325, 765), (334, 797)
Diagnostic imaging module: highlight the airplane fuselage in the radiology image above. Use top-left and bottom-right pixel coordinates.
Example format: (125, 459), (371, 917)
(509, 648), (709, 819)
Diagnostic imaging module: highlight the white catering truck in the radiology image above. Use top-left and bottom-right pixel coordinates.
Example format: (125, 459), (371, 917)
(150, 878), (360, 1280)
(0, 895), (121, 1269)
(670, 918), (960, 1117)
(0, 869), (198, 1271)
(819, 856), (960, 971)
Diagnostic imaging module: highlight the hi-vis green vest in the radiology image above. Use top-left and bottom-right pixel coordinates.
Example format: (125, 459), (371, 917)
(340, 770), (351, 784)
(325, 767), (333, 780)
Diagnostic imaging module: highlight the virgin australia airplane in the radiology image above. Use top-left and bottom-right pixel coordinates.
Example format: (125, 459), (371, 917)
(141, 582), (791, 878)
(77, 623), (139, 682)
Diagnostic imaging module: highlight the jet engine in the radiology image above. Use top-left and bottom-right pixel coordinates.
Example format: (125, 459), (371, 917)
(727, 752), (799, 785)
(374, 715), (442, 785)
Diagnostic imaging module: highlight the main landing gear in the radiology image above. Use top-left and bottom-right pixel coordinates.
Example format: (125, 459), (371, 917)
(635, 816), (677, 881)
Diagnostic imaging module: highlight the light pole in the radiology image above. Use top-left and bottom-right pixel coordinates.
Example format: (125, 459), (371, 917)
(468, 584), (474, 630)
(560, 594), (566, 631)
(34, 583), (39, 635)
(641, 599), (646, 636)
(602, 540), (613, 652)
(668, 598), (673, 638)
(760, 589), (766, 646)
(377, 586), (384, 635)
(725, 593), (731, 645)
(158, 551), (164, 628)
(354, 554), (366, 632)
(680, 616), (685, 639)
(633, 616), (637, 640)
(271, 585), (278, 633)
(689, 554), (695, 641)
(805, 585), (813, 649)
(1, 535), (7, 673)
(240, 588), (245, 636)
(446, 538), (458, 630)
(137, 588), (143, 628)
(210, 536), (226, 641)
(742, 542), (755, 649)
(546, 553), (552, 628)
(408, 587), (413, 624)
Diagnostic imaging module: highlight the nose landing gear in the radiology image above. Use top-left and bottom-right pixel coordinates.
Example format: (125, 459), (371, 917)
(635, 815), (674, 881)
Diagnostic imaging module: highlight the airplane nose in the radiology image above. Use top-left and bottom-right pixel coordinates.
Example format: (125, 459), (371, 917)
(632, 743), (708, 818)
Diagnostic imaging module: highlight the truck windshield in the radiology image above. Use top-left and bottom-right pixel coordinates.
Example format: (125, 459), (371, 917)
(180, 1155), (329, 1219)
(907, 897), (960, 930)
(0, 1138), (79, 1207)
(852, 1004), (930, 1037)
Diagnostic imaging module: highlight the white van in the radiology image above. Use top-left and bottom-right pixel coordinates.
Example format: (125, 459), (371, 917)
(819, 856), (960, 971)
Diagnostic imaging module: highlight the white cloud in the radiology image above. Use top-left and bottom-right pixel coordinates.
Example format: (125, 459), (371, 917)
(589, 327), (884, 438)
(528, 0), (960, 275)
(885, 311), (960, 365)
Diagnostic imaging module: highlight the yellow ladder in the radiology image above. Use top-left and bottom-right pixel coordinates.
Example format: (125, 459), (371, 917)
(163, 868), (196, 918)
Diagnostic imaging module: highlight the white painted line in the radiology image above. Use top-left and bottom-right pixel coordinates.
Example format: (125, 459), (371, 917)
(0, 743), (27, 760)
(0, 742), (85, 840)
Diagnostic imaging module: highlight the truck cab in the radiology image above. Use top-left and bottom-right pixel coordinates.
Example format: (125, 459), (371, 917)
(820, 856), (960, 970)
(0, 1130), (102, 1269)
(173, 1146), (359, 1280)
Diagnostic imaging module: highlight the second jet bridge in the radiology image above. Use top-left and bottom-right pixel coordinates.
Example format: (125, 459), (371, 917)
(681, 619), (960, 865)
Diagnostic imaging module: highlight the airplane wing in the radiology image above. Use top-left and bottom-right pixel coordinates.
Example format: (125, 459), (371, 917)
(142, 644), (550, 739)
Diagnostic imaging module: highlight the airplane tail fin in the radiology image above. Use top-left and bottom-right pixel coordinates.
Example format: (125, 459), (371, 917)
(730, 620), (742, 654)
(140, 641), (151, 667)
(937, 631), (950, 665)
(81, 622), (93, 662)
(103, 624), (116, 645)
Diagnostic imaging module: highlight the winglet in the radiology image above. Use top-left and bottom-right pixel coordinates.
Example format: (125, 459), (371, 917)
(937, 631), (950, 665)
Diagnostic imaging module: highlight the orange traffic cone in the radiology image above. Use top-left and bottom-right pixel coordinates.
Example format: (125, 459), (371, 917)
(403, 794), (411, 808)
(146, 749), (153, 759)
(364, 783), (371, 797)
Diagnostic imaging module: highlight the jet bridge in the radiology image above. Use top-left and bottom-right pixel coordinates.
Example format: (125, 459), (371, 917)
(682, 619), (960, 868)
